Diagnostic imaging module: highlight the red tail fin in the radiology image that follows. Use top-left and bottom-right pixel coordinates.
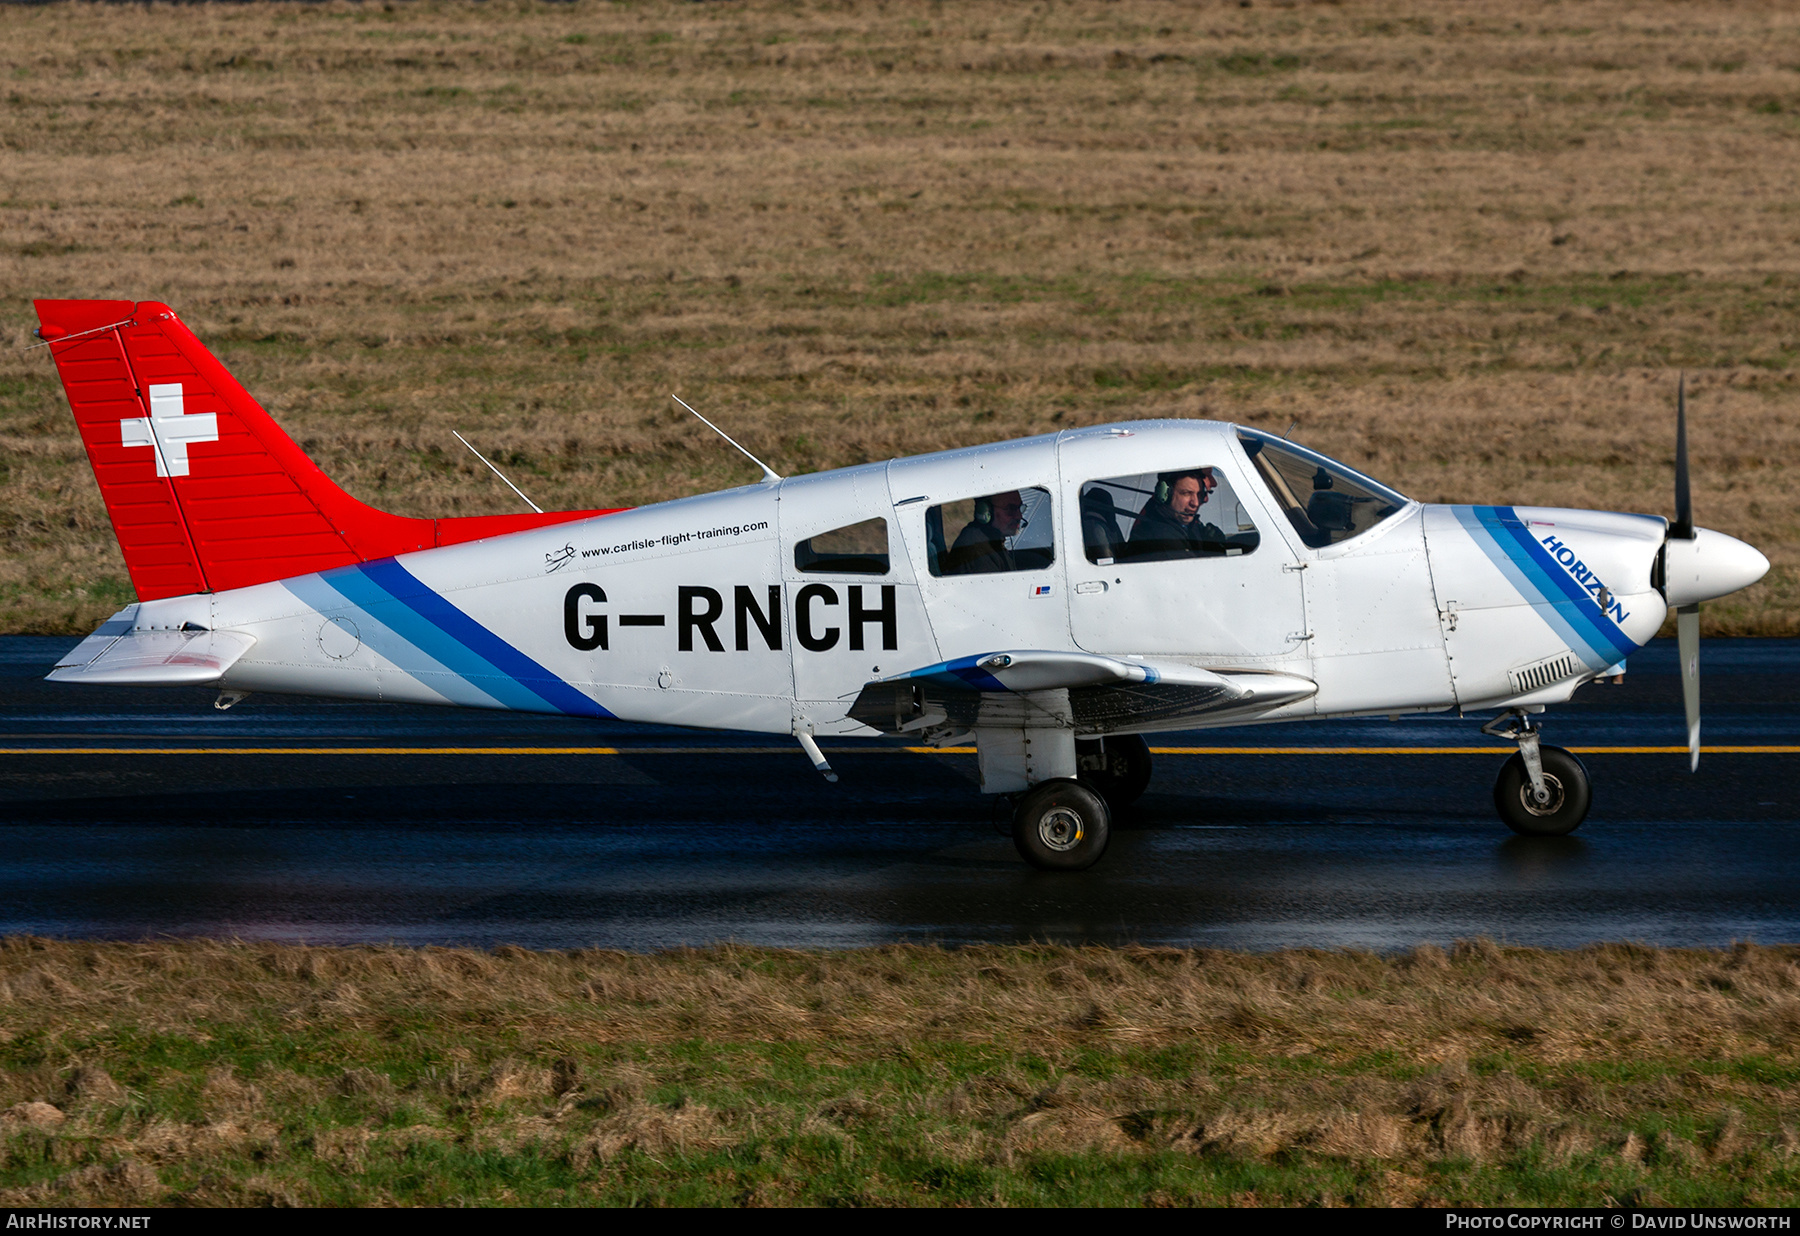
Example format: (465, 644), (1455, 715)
(35, 299), (621, 601)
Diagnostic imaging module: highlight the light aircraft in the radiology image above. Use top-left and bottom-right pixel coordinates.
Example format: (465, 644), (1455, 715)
(31, 299), (1770, 870)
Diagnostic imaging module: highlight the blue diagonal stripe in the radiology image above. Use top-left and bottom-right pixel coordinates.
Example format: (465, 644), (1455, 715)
(1453, 506), (1638, 670)
(898, 653), (1010, 692)
(356, 558), (612, 718)
(1480, 507), (1638, 666)
(284, 570), (506, 709)
(287, 559), (612, 718)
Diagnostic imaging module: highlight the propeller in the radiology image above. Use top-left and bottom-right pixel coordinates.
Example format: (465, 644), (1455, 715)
(1671, 376), (1701, 772)
(1659, 372), (1770, 772)
(1657, 381), (1767, 771)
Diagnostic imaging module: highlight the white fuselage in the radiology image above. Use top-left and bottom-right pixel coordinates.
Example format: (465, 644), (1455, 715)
(120, 420), (1674, 737)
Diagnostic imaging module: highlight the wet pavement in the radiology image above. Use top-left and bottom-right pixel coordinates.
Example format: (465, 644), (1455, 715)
(1, 636), (1795, 951)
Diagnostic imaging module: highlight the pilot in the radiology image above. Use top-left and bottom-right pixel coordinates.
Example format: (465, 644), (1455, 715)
(945, 490), (1026, 574)
(1127, 469), (1233, 560)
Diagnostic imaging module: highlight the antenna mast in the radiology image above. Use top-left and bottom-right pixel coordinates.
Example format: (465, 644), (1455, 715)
(452, 430), (544, 514)
(672, 394), (782, 484)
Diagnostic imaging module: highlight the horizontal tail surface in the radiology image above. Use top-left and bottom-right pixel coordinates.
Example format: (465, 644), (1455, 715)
(49, 606), (255, 686)
(35, 299), (621, 601)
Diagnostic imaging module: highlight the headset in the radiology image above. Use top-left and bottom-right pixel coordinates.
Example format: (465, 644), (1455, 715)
(972, 493), (1029, 531)
(1155, 470), (1215, 506)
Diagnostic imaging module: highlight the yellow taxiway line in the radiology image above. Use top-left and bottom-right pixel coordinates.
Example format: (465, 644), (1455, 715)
(0, 745), (1796, 757)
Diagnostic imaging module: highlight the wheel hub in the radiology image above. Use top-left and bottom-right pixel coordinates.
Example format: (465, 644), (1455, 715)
(1518, 772), (1566, 816)
(1037, 807), (1086, 851)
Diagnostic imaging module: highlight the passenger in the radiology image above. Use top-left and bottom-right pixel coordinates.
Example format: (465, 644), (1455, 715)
(1127, 469), (1233, 560)
(945, 490), (1025, 574)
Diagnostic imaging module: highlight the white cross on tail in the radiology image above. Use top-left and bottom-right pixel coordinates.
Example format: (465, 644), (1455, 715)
(121, 383), (219, 477)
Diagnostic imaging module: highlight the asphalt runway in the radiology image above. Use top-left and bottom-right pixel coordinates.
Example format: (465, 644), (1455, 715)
(1, 635), (1796, 951)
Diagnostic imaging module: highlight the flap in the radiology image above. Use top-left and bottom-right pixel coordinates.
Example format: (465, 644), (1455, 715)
(47, 624), (256, 686)
(851, 650), (1316, 737)
(878, 649), (1227, 693)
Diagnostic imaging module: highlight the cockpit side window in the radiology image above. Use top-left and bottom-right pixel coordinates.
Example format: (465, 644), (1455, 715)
(794, 517), (890, 575)
(926, 486), (1055, 577)
(1080, 466), (1260, 565)
(1237, 429), (1409, 549)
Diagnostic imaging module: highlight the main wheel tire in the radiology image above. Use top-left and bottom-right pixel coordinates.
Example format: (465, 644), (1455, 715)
(1493, 745), (1591, 837)
(1075, 734), (1153, 812)
(1012, 778), (1112, 872)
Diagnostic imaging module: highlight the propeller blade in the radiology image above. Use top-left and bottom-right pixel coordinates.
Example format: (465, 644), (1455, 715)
(1678, 603), (1701, 772)
(1671, 374), (1694, 540)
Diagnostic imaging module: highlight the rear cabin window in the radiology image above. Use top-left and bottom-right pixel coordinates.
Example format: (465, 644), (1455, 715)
(1237, 429), (1408, 549)
(926, 486), (1056, 577)
(794, 516), (890, 575)
(1080, 467), (1261, 565)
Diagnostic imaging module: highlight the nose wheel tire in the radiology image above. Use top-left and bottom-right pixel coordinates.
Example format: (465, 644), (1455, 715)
(1075, 734), (1153, 813)
(1012, 779), (1112, 871)
(1493, 745), (1591, 837)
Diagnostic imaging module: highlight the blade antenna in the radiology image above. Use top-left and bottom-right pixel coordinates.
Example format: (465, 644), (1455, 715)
(452, 430), (543, 514)
(672, 394), (782, 484)
(1671, 373), (1693, 540)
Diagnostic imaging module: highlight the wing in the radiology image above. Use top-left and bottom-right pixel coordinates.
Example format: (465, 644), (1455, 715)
(48, 606), (255, 686)
(847, 649), (1316, 739)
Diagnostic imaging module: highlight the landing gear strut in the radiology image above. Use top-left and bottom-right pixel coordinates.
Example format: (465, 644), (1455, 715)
(1483, 709), (1592, 836)
(1012, 778), (1112, 872)
(1075, 734), (1153, 813)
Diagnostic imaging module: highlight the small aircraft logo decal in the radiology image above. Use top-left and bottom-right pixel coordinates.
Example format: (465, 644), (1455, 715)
(121, 383), (218, 478)
(543, 544), (576, 573)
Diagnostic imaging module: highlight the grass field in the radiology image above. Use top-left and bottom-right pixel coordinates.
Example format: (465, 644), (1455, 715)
(0, 0), (1797, 634)
(4, 938), (1800, 1207)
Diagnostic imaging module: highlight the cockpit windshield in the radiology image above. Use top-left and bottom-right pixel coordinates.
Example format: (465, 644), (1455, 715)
(1237, 428), (1410, 549)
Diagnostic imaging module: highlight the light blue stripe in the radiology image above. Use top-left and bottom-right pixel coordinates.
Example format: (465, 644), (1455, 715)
(1451, 507), (1636, 671)
(1481, 509), (1636, 665)
(284, 565), (614, 718)
(1452, 506), (1608, 668)
(282, 572), (510, 710)
(359, 559), (611, 719)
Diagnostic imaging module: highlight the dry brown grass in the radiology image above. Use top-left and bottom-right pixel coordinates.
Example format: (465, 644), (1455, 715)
(4, 937), (1800, 1204)
(1, 1), (1797, 634)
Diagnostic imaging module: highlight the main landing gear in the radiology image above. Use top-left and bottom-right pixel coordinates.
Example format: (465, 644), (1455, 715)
(1012, 779), (1112, 871)
(1483, 709), (1592, 837)
(1009, 736), (1154, 872)
(1075, 734), (1153, 814)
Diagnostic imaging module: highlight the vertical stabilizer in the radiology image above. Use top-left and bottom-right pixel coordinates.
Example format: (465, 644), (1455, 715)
(34, 299), (621, 601)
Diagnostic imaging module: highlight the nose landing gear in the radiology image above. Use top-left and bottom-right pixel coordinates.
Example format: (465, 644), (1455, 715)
(1483, 709), (1592, 836)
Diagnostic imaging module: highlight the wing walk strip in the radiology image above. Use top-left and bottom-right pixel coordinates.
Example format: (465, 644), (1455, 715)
(2, 746), (1796, 756)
